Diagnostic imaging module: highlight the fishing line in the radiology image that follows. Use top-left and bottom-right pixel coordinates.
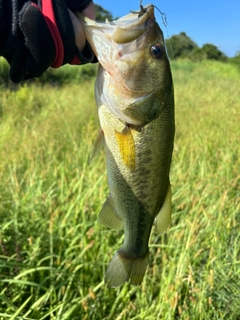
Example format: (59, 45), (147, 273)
(132, 1), (174, 59)
(137, 1), (167, 27)
(143, 2), (175, 60)
(152, 6), (175, 60)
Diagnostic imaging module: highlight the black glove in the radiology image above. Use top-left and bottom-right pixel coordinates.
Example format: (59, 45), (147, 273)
(1, 0), (95, 83)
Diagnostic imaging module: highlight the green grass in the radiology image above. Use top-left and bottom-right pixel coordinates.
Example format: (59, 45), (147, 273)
(0, 61), (239, 319)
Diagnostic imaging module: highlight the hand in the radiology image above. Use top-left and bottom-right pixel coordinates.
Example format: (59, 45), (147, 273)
(3, 0), (96, 83)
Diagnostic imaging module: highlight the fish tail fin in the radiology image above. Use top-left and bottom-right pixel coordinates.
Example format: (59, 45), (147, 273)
(104, 250), (149, 287)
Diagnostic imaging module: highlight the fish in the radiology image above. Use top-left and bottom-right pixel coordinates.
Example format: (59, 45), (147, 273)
(77, 4), (175, 287)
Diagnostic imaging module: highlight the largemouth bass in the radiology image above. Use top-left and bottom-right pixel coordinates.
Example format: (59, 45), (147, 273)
(77, 4), (175, 287)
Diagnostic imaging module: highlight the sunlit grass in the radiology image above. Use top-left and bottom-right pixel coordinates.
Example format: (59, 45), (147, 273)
(0, 61), (239, 319)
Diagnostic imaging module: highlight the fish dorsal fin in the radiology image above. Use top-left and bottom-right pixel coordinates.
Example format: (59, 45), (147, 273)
(98, 195), (123, 229)
(89, 129), (104, 163)
(155, 185), (172, 235)
(115, 126), (135, 170)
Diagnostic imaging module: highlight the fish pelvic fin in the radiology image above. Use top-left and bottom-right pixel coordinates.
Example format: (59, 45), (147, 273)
(155, 185), (172, 235)
(104, 250), (149, 287)
(89, 129), (104, 163)
(115, 126), (135, 170)
(98, 196), (123, 229)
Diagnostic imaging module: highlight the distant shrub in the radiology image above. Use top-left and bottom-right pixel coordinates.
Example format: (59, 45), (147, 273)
(166, 33), (228, 62)
(0, 58), (98, 88)
(0, 58), (12, 87)
(228, 53), (240, 67)
(95, 4), (114, 21)
(189, 44), (227, 62)
(35, 63), (98, 86)
(188, 47), (207, 62)
(165, 32), (198, 59)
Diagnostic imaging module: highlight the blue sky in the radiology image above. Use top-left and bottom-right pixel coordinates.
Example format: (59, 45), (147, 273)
(95, 1), (240, 57)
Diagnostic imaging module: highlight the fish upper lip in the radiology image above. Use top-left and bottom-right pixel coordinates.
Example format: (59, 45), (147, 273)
(110, 6), (155, 44)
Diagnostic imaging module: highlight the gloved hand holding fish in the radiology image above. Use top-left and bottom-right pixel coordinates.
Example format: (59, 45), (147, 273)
(76, 3), (175, 287)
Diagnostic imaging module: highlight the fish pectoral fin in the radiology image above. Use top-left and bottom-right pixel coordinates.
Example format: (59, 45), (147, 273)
(98, 195), (123, 229)
(155, 185), (172, 235)
(89, 129), (104, 163)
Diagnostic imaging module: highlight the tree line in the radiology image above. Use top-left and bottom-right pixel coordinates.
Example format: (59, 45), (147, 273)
(165, 32), (239, 64)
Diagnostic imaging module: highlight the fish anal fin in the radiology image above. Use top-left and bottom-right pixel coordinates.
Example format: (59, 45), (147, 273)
(98, 196), (123, 229)
(90, 129), (104, 163)
(155, 185), (172, 235)
(104, 250), (149, 287)
(115, 126), (135, 170)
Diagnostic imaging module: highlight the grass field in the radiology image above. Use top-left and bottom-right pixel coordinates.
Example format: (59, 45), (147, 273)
(0, 60), (239, 319)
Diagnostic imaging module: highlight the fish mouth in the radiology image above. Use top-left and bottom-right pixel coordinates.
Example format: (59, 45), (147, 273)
(77, 5), (155, 45)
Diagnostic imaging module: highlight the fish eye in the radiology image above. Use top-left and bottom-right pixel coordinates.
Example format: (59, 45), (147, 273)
(150, 44), (164, 59)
